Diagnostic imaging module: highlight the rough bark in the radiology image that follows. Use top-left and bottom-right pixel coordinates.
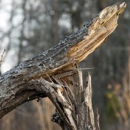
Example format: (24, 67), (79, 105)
(0, 2), (126, 120)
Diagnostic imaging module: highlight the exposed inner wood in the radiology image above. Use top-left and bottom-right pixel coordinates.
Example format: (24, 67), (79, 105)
(0, 2), (126, 119)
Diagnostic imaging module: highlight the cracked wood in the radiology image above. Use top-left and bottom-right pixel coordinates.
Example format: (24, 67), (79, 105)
(0, 2), (126, 119)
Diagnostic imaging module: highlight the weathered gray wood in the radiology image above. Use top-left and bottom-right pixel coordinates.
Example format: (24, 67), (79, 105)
(37, 70), (95, 130)
(0, 2), (126, 119)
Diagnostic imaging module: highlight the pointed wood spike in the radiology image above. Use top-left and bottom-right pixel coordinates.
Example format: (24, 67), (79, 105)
(68, 2), (127, 63)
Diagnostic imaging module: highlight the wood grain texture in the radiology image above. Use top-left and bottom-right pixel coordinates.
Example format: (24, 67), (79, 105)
(0, 2), (126, 119)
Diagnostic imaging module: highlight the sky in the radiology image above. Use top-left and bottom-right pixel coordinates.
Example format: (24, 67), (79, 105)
(0, 0), (13, 73)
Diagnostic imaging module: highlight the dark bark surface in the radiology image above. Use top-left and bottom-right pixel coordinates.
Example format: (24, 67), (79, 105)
(0, 3), (126, 119)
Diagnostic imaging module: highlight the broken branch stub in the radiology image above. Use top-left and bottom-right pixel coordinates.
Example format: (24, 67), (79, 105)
(0, 2), (126, 119)
(68, 2), (126, 62)
(36, 71), (95, 130)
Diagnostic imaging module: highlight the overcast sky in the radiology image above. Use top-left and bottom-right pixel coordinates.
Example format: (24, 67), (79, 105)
(0, 0), (14, 73)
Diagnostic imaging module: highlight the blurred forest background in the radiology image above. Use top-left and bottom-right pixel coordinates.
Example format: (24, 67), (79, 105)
(0, 0), (130, 130)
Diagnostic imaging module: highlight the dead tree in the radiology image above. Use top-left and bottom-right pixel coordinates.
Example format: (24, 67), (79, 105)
(0, 2), (126, 130)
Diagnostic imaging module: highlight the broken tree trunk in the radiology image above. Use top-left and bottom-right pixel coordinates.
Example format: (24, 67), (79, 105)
(0, 3), (126, 128)
(35, 70), (95, 130)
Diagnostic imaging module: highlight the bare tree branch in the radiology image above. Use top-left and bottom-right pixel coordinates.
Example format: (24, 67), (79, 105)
(0, 49), (6, 67)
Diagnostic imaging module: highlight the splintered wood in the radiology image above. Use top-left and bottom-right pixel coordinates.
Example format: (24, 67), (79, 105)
(36, 70), (95, 130)
(68, 2), (126, 63)
(0, 3), (126, 129)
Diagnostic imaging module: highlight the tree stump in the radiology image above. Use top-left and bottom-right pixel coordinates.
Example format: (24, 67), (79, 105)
(0, 2), (126, 130)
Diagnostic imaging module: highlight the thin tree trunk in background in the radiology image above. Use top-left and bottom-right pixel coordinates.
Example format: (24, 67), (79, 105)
(17, 0), (27, 63)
